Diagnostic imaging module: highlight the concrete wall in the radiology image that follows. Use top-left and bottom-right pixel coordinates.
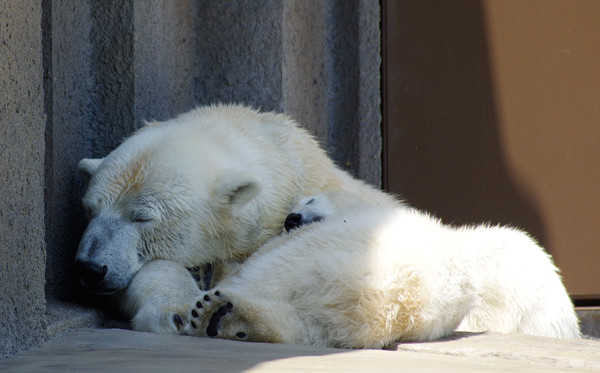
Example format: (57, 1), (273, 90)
(0, 0), (47, 357)
(0, 0), (381, 357)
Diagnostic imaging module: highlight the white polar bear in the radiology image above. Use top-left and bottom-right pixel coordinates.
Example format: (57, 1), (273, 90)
(150, 190), (578, 348)
(75, 104), (398, 330)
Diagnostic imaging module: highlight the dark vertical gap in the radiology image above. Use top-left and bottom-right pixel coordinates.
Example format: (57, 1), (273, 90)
(326, 0), (360, 177)
(89, 0), (135, 156)
(41, 0), (53, 300)
(380, 0), (388, 190)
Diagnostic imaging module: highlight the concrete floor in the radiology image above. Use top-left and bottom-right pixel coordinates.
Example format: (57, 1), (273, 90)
(2, 328), (600, 373)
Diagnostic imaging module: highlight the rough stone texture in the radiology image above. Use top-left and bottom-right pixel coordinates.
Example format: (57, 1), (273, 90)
(282, 1), (329, 143)
(2, 329), (600, 372)
(44, 301), (104, 341)
(133, 0), (201, 123)
(43, 0), (94, 302)
(194, 0), (284, 113)
(282, 0), (381, 185)
(324, 1), (361, 177)
(355, 0), (382, 186)
(0, 0), (47, 358)
(89, 0), (136, 154)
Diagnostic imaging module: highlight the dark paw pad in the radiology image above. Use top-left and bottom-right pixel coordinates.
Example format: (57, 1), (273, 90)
(206, 305), (231, 337)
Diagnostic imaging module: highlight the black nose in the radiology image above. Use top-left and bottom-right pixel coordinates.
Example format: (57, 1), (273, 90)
(75, 260), (108, 285)
(284, 213), (303, 232)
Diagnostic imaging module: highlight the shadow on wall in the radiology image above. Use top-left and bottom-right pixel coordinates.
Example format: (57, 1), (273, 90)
(383, 0), (547, 250)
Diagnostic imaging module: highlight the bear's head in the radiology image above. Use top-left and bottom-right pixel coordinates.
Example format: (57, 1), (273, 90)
(75, 121), (262, 294)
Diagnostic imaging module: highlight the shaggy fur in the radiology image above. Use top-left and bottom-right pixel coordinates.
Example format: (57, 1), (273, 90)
(76, 104), (397, 325)
(165, 192), (579, 348)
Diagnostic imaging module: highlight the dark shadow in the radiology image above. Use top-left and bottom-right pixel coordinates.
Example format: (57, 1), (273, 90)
(0, 329), (358, 372)
(382, 0), (547, 249)
(384, 331), (485, 350)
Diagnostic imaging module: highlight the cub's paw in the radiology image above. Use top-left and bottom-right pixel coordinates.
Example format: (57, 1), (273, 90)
(185, 290), (249, 341)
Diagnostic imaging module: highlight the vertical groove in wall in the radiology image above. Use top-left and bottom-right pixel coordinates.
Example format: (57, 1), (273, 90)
(89, 0), (135, 155)
(380, 0), (389, 190)
(193, 0), (284, 111)
(281, 0), (329, 143)
(282, 0), (381, 185)
(42, 0), (54, 291)
(133, 0), (201, 124)
(356, 0), (382, 187)
(325, 0), (360, 177)
(44, 0), (95, 302)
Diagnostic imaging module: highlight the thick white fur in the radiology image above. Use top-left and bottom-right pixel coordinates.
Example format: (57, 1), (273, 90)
(76, 105), (398, 322)
(119, 260), (202, 334)
(78, 104), (579, 345)
(169, 191), (579, 348)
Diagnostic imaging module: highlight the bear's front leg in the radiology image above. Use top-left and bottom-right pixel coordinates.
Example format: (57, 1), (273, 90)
(181, 289), (304, 344)
(119, 260), (204, 334)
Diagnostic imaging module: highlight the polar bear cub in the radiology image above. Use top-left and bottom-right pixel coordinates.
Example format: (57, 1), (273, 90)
(171, 191), (579, 348)
(285, 192), (581, 339)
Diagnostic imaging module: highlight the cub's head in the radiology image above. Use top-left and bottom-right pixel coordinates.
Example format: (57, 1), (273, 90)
(284, 190), (370, 232)
(284, 195), (332, 232)
(75, 121), (261, 294)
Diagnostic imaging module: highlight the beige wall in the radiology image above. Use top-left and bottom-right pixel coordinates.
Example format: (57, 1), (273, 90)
(384, 0), (600, 299)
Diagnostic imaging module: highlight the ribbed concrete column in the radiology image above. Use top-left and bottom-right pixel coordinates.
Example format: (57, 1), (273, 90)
(282, 0), (381, 186)
(133, 0), (201, 122)
(0, 0), (47, 358)
(355, 0), (382, 186)
(44, 0), (94, 301)
(3, 0), (381, 357)
(193, 0), (284, 112)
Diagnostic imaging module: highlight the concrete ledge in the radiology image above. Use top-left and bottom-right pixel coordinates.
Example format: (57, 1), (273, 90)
(395, 332), (600, 371)
(44, 301), (104, 340)
(2, 328), (599, 372)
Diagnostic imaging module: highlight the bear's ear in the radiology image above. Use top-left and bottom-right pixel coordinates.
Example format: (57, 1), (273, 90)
(215, 173), (262, 210)
(78, 158), (104, 183)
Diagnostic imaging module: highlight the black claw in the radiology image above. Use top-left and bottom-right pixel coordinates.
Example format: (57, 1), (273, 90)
(226, 302), (233, 309)
(196, 301), (203, 308)
(214, 291), (221, 297)
(192, 310), (198, 318)
(191, 321), (197, 329)
(173, 314), (184, 329)
(204, 294), (210, 302)
(201, 263), (214, 290)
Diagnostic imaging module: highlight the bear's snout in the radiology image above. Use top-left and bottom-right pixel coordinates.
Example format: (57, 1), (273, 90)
(284, 213), (303, 232)
(74, 258), (118, 294)
(75, 214), (143, 294)
(75, 260), (107, 284)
